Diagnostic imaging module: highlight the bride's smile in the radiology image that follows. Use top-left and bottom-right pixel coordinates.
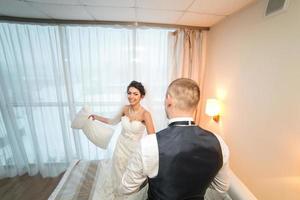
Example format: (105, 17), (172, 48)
(127, 87), (143, 106)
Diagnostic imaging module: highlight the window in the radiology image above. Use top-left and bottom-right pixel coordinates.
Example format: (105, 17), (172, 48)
(0, 22), (172, 177)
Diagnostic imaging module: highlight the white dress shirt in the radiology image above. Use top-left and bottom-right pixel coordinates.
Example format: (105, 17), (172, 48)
(118, 117), (230, 195)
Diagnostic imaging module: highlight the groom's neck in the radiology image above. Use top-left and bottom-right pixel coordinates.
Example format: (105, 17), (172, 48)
(168, 109), (195, 119)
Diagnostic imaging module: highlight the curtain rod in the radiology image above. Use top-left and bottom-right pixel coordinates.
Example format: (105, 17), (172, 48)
(0, 16), (210, 30)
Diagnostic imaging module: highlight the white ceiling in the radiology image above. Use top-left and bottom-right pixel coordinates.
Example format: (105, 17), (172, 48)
(0, 0), (256, 27)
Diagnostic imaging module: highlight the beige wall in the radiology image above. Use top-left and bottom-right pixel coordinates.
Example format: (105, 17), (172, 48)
(200, 0), (300, 199)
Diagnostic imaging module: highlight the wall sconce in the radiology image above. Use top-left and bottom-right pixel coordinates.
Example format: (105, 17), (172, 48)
(205, 98), (221, 122)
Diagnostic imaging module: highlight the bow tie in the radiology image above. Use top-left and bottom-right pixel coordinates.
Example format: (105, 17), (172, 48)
(168, 121), (195, 127)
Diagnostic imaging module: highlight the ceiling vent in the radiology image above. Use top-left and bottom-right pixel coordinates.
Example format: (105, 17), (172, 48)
(265, 0), (289, 16)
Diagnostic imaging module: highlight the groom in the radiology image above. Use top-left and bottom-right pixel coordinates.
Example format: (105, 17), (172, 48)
(118, 78), (230, 199)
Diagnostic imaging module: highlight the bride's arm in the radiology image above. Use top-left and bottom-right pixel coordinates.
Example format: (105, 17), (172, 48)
(89, 106), (124, 125)
(143, 111), (155, 134)
(89, 114), (109, 124)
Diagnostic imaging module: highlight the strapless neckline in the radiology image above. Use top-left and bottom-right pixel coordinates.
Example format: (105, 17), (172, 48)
(122, 115), (145, 126)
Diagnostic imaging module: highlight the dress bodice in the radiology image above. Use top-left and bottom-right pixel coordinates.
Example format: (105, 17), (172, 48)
(120, 116), (146, 141)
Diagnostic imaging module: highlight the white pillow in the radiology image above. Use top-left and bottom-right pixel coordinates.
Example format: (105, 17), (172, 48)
(82, 119), (114, 149)
(71, 106), (92, 129)
(71, 106), (114, 149)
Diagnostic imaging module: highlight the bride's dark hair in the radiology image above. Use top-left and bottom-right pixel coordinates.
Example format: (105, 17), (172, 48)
(127, 81), (146, 96)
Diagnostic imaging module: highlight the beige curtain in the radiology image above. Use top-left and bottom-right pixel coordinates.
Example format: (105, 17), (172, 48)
(167, 29), (207, 124)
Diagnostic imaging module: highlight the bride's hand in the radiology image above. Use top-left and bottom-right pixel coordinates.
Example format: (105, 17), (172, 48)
(88, 114), (96, 120)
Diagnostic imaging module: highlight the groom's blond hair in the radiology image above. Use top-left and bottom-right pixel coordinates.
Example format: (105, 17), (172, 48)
(167, 78), (200, 110)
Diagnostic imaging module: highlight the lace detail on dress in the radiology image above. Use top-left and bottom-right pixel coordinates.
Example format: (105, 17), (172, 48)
(92, 116), (147, 200)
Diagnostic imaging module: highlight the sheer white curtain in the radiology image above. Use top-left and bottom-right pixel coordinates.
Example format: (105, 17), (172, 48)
(0, 22), (171, 178)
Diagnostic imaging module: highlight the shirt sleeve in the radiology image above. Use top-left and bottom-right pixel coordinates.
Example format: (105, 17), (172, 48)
(118, 134), (159, 195)
(209, 134), (230, 193)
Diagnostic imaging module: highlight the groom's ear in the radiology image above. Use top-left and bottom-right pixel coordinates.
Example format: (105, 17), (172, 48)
(165, 94), (172, 107)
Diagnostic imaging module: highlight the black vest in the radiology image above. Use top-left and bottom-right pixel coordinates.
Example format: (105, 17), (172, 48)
(148, 124), (223, 200)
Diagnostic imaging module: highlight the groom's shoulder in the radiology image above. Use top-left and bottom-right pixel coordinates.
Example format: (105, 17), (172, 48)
(156, 125), (203, 134)
(156, 125), (219, 138)
(156, 126), (173, 136)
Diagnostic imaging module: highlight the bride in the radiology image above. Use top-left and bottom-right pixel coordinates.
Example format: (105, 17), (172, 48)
(89, 81), (155, 199)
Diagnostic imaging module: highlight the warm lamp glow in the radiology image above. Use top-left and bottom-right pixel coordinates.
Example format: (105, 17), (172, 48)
(205, 99), (221, 122)
(205, 99), (220, 116)
(216, 88), (227, 100)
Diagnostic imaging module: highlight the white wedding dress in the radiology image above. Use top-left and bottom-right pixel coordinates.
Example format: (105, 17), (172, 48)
(93, 116), (148, 200)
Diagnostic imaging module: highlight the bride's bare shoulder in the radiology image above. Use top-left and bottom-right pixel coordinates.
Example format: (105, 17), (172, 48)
(123, 105), (130, 114)
(141, 107), (151, 116)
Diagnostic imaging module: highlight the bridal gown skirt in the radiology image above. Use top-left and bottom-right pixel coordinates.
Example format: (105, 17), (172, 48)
(92, 159), (148, 200)
(92, 116), (148, 200)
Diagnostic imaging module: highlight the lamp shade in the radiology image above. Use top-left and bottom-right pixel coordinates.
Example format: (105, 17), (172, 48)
(205, 99), (220, 116)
